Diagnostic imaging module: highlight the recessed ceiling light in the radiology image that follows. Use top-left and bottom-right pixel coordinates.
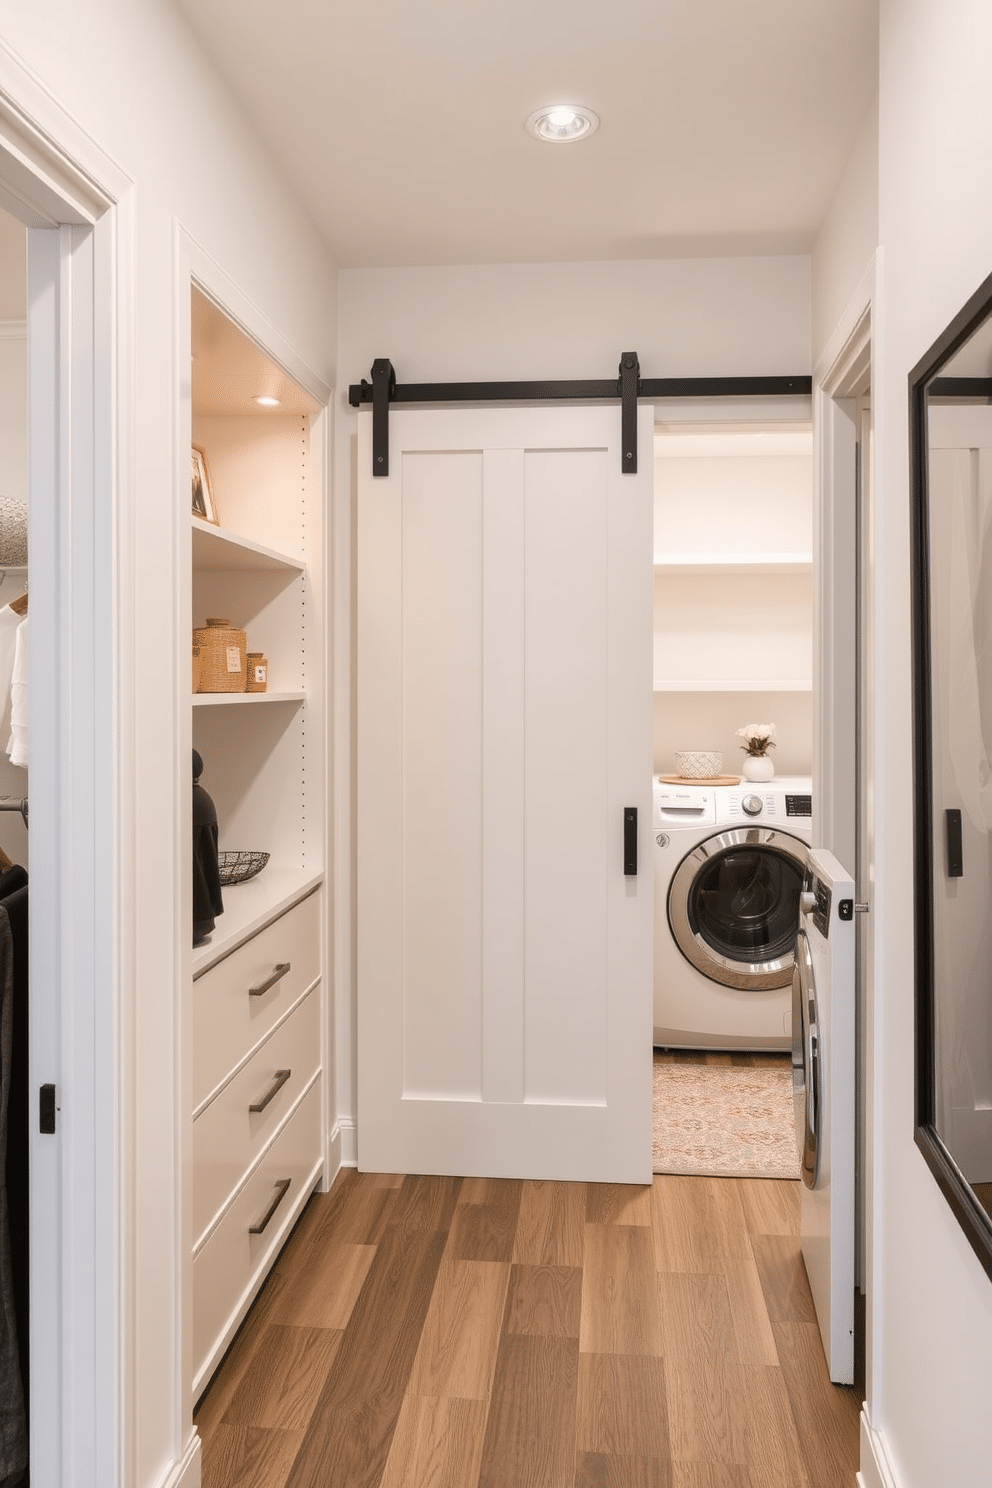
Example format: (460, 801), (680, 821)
(525, 104), (600, 144)
(253, 395), (280, 408)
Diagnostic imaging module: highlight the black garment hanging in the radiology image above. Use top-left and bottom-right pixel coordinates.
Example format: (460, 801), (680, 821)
(0, 868), (27, 1426)
(0, 868), (27, 1484)
(192, 749), (223, 945)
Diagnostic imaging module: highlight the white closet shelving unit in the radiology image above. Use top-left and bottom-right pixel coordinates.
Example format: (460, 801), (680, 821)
(187, 283), (327, 1402)
(652, 427), (814, 776)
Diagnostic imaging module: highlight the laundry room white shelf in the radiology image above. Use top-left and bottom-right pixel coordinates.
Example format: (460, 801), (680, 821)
(653, 679), (813, 692)
(653, 551), (812, 575)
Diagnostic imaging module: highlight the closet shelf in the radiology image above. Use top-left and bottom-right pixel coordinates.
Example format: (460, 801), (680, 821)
(653, 552), (812, 574)
(192, 517), (304, 574)
(192, 691), (306, 708)
(653, 679), (813, 693)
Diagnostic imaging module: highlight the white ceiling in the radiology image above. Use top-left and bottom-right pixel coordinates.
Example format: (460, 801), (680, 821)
(173, 0), (879, 269)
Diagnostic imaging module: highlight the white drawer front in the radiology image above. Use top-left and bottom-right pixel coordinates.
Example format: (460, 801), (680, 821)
(193, 987), (320, 1244)
(193, 889), (320, 1108)
(192, 1078), (321, 1399)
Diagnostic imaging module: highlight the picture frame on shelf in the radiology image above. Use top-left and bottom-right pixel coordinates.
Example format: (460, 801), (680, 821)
(192, 445), (218, 525)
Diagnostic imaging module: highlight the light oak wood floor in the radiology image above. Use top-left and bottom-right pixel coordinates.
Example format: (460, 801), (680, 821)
(194, 1162), (861, 1486)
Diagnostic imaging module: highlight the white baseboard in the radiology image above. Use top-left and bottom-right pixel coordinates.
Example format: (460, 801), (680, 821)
(324, 1117), (343, 1188)
(857, 1407), (900, 1488)
(333, 1115), (358, 1169)
(152, 1433), (201, 1488)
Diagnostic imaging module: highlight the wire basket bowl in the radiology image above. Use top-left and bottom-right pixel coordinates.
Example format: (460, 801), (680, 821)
(217, 850), (270, 886)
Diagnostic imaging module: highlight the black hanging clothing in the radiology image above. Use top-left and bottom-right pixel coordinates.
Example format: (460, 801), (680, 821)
(0, 872), (27, 1426)
(192, 749), (223, 945)
(0, 906), (26, 1484)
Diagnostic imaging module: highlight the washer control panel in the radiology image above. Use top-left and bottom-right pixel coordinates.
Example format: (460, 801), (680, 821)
(724, 788), (778, 820)
(719, 780), (813, 827)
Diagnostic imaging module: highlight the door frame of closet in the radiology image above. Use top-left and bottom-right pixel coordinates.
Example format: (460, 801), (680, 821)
(0, 51), (134, 1488)
(813, 254), (878, 1423)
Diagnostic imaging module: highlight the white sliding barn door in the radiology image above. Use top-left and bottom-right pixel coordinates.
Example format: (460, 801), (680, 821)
(357, 405), (653, 1182)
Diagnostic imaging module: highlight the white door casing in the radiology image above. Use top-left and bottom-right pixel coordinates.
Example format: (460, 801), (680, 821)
(357, 405), (654, 1183)
(0, 49), (133, 1487)
(27, 218), (122, 1488)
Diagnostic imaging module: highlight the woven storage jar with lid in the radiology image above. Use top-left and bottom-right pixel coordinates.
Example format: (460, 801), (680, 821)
(193, 618), (247, 693)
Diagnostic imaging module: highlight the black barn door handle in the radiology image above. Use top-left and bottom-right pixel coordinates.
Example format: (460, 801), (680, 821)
(946, 808), (963, 877)
(624, 807), (638, 876)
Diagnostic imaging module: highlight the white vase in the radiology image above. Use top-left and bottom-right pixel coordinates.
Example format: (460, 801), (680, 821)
(741, 753), (775, 782)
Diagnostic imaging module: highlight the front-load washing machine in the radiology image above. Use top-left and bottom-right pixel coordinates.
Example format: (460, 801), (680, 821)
(792, 847), (855, 1383)
(653, 775), (813, 1049)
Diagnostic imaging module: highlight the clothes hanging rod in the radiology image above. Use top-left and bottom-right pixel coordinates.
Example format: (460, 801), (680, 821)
(0, 798), (27, 828)
(348, 355), (812, 477)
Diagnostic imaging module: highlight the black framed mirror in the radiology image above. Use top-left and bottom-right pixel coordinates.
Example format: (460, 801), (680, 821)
(911, 269), (992, 1282)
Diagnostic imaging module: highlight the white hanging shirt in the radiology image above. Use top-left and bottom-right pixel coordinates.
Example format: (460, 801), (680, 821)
(7, 614), (27, 769)
(0, 606), (19, 751)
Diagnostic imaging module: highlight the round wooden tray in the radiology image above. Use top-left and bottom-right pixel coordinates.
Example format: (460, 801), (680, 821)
(657, 774), (741, 786)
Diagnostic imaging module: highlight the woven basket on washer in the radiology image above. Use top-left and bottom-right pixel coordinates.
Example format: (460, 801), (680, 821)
(193, 618), (247, 693)
(673, 749), (724, 779)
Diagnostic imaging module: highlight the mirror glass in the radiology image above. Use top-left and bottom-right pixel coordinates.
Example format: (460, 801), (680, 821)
(911, 271), (992, 1280)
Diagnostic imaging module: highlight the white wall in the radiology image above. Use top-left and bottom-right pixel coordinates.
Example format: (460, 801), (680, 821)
(811, 99), (879, 365)
(339, 257), (810, 385)
(861, 2), (992, 1484)
(0, 7), (336, 1488)
(335, 255), (811, 1129)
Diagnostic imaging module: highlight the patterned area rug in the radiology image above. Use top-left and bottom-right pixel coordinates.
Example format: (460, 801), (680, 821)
(652, 1059), (800, 1180)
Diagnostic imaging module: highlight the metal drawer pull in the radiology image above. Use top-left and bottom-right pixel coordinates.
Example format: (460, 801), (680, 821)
(248, 962), (291, 998)
(248, 1177), (292, 1236)
(249, 1069), (291, 1114)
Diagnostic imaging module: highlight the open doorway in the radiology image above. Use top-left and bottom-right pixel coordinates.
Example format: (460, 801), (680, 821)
(650, 421), (815, 1179)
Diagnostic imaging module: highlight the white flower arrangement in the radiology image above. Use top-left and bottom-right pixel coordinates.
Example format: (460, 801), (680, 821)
(736, 722), (777, 757)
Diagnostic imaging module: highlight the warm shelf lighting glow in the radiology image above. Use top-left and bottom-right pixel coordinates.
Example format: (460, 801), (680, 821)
(254, 395), (280, 408)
